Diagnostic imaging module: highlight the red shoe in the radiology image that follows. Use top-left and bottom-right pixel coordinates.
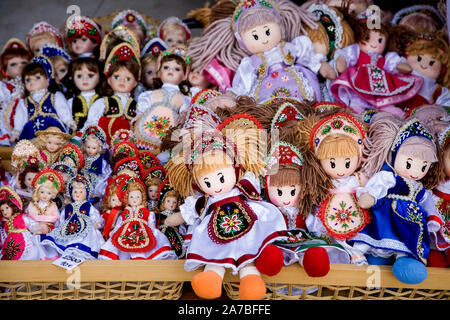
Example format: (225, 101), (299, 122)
(302, 246), (330, 277)
(255, 244), (284, 276)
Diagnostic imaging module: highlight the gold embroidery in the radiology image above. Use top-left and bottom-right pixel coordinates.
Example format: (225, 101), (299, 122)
(28, 92), (56, 121)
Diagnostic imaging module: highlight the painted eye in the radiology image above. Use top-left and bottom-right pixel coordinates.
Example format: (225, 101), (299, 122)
(77, 75), (82, 79)
(253, 34), (259, 41)
(277, 189), (282, 197)
(406, 161), (411, 170)
(219, 176), (225, 183)
(429, 60), (435, 67)
(345, 161), (350, 169)
(417, 56), (422, 62)
(290, 189), (296, 197)
(265, 29), (270, 36)
(378, 38), (383, 44)
(330, 161), (336, 169)
(147, 71), (153, 75)
(205, 181), (211, 188)
(421, 164), (427, 172)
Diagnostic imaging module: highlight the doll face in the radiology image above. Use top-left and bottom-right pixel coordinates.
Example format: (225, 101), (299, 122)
(73, 65), (100, 92)
(30, 36), (58, 56)
(110, 194), (122, 208)
(394, 153), (431, 181)
(54, 59), (69, 84)
(188, 70), (210, 89)
(320, 155), (359, 179)
(5, 56), (29, 79)
(71, 35), (97, 56)
(143, 61), (157, 89)
(407, 53), (442, 80)
(61, 173), (71, 183)
(84, 137), (101, 157)
(72, 184), (87, 202)
(107, 67), (138, 93)
(128, 190), (142, 207)
(159, 60), (186, 85)
(164, 30), (187, 48)
(444, 147), (450, 178)
(267, 181), (301, 208)
(38, 186), (55, 202)
(197, 166), (236, 197)
(24, 172), (37, 189)
(24, 73), (49, 92)
(147, 185), (159, 200)
(0, 203), (14, 219)
(359, 31), (386, 55)
(163, 196), (178, 211)
(240, 22), (282, 54)
(45, 135), (64, 153)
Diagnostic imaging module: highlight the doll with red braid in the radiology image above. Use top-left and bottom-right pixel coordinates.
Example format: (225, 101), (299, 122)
(164, 113), (287, 300)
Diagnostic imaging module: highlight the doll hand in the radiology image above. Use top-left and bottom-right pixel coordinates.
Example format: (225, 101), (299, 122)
(9, 133), (19, 143)
(164, 212), (185, 227)
(358, 192), (376, 209)
(427, 220), (441, 233)
(396, 62), (412, 74)
(336, 56), (347, 74)
(319, 62), (337, 80)
(93, 223), (102, 229)
(69, 121), (77, 131)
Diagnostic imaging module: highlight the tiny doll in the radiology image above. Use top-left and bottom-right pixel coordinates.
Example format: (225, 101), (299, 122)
(80, 125), (112, 200)
(65, 16), (102, 58)
(135, 47), (191, 152)
(391, 4), (446, 34)
(330, 8), (426, 118)
(112, 156), (145, 179)
(188, 68), (212, 98)
(98, 177), (177, 260)
(56, 142), (86, 173)
(294, 109), (371, 265)
(40, 175), (105, 260)
(67, 57), (102, 131)
(14, 161), (43, 208)
(352, 113), (441, 284)
(50, 161), (77, 209)
(111, 9), (150, 48)
(155, 179), (186, 258)
(82, 43), (139, 145)
(0, 186), (44, 260)
(157, 16), (191, 48)
(164, 113), (287, 300)
(12, 55), (76, 141)
(39, 44), (73, 94)
(26, 21), (65, 56)
(101, 175), (127, 240)
(143, 165), (166, 213)
(25, 168), (65, 236)
(34, 126), (72, 168)
(0, 39), (32, 140)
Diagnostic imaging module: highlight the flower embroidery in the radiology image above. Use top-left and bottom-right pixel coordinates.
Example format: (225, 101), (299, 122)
(271, 71), (279, 79)
(145, 116), (171, 138)
(281, 75), (290, 82)
(265, 82), (273, 89)
(329, 201), (358, 231)
(220, 214), (243, 234)
(2, 238), (22, 260)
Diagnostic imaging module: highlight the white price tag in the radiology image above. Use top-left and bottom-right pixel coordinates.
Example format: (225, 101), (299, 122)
(52, 251), (86, 271)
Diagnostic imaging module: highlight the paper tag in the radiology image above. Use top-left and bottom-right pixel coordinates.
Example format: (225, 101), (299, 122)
(52, 251), (86, 271)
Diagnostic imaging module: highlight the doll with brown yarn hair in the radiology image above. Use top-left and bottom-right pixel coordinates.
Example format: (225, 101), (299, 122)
(98, 177), (177, 260)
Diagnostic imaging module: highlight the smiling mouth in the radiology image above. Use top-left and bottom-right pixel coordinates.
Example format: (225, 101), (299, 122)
(262, 41), (269, 45)
(337, 173), (345, 177)
(410, 175), (419, 179)
(215, 189), (223, 193)
(420, 64), (428, 69)
(283, 201), (291, 205)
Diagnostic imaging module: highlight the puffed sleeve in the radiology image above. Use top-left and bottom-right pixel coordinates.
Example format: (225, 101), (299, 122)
(147, 210), (156, 228)
(179, 195), (200, 226)
(53, 91), (75, 128)
(290, 35), (325, 73)
(12, 98), (27, 135)
(89, 205), (105, 228)
(136, 90), (153, 115)
(356, 170), (397, 200)
(333, 43), (360, 68)
(420, 189), (443, 233)
(23, 215), (43, 234)
(227, 56), (257, 97)
(92, 160), (112, 196)
(305, 212), (328, 237)
(384, 51), (408, 73)
(239, 171), (261, 194)
(67, 97), (73, 115)
(81, 98), (105, 132)
(436, 87), (450, 106)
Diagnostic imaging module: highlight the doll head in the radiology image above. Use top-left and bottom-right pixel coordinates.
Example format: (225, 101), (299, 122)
(70, 57), (101, 93)
(18, 164), (40, 190)
(48, 54), (70, 85)
(158, 16), (191, 48)
(102, 179), (123, 212)
(22, 62), (49, 94)
(350, 10), (390, 55)
(405, 33), (450, 86)
(391, 4), (445, 34)
(81, 126), (106, 157)
(105, 60), (140, 95)
(188, 68), (211, 90)
(158, 179), (180, 212)
(156, 50), (190, 86)
(1, 40), (32, 79)
(26, 22), (64, 56)
(0, 186), (23, 220)
(35, 127), (71, 154)
(147, 178), (162, 201)
(141, 54), (158, 90)
(126, 179), (147, 207)
(31, 169), (65, 203)
(67, 175), (90, 202)
(66, 16), (102, 57)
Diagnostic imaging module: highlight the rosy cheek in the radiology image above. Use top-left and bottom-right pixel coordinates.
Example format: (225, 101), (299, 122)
(401, 169), (410, 176)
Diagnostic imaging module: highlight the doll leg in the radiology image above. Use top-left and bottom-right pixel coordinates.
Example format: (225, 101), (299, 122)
(392, 253), (428, 284)
(255, 244), (284, 276)
(238, 264), (266, 300)
(427, 249), (447, 268)
(301, 246), (330, 277)
(191, 264), (225, 299)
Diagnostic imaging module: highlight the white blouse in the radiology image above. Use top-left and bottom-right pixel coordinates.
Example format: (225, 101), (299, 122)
(137, 83), (191, 115)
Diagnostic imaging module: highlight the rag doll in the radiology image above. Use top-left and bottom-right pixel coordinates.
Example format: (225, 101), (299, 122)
(65, 16), (102, 58)
(26, 21), (65, 56)
(98, 177), (177, 260)
(352, 113), (441, 284)
(83, 43), (139, 145)
(0, 186), (44, 260)
(25, 168), (65, 236)
(34, 126), (72, 167)
(294, 109), (371, 265)
(135, 47), (191, 152)
(12, 55), (76, 141)
(164, 113), (287, 300)
(330, 9), (424, 118)
(40, 175), (105, 260)
(111, 9), (150, 48)
(157, 16), (191, 48)
(67, 57), (102, 131)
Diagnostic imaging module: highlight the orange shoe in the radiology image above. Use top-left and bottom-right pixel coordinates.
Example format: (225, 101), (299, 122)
(191, 270), (223, 299)
(239, 274), (266, 300)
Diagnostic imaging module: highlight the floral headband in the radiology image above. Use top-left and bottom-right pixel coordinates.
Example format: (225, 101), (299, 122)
(111, 129), (137, 148)
(407, 32), (447, 51)
(40, 44), (72, 63)
(0, 186), (23, 211)
(265, 141), (303, 172)
(66, 16), (102, 45)
(438, 124), (450, 150)
(82, 125), (106, 145)
(104, 42), (140, 77)
(57, 143), (85, 171)
(271, 101), (305, 130)
(51, 161), (77, 179)
(160, 47), (191, 66)
(32, 168), (65, 193)
(140, 37), (168, 58)
(392, 4), (445, 30)
(26, 21), (64, 50)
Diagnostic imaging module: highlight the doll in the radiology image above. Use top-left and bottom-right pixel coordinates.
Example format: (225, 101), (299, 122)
(67, 57), (102, 131)
(111, 9), (150, 48)
(12, 55), (76, 141)
(98, 177), (177, 260)
(352, 113), (441, 284)
(40, 175), (105, 260)
(50, 161), (77, 209)
(155, 179), (186, 259)
(391, 4), (446, 34)
(80, 125), (112, 200)
(157, 16), (191, 48)
(34, 126), (72, 168)
(135, 47), (192, 152)
(188, 67), (212, 98)
(164, 113), (287, 300)
(144, 167), (165, 213)
(40, 44), (73, 94)
(65, 16), (102, 58)
(83, 43), (139, 145)
(330, 9), (424, 118)
(100, 175), (127, 240)
(398, 32), (450, 117)
(294, 109), (371, 265)
(25, 168), (65, 236)
(0, 186), (44, 260)
(26, 21), (65, 56)
(0, 39), (32, 141)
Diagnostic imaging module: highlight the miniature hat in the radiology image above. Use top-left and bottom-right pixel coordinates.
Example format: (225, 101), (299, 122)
(11, 140), (41, 172)
(51, 161), (77, 179)
(141, 37), (168, 58)
(81, 125), (107, 145)
(158, 46), (191, 69)
(67, 174), (91, 202)
(157, 178), (178, 203)
(104, 42), (140, 77)
(157, 16), (191, 41)
(265, 140), (304, 172)
(139, 151), (162, 170)
(66, 16), (102, 45)
(99, 25), (141, 61)
(31, 54), (55, 83)
(32, 168), (65, 193)
(110, 129), (138, 148)
(1, 38), (28, 55)
(0, 185), (23, 211)
(35, 126), (72, 140)
(392, 4), (445, 30)
(26, 21), (64, 50)
(143, 165), (167, 187)
(111, 9), (149, 40)
(57, 142), (85, 171)
(183, 103), (222, 130)
(113, 156), (144, 177)
(112, 140), (140, 159)
(202, 58), (234, 93)
(361, 109), (377, 125)
(271, 101), (305, 130)
(20, 155), (45, 171)
(39, 44), (72, 63)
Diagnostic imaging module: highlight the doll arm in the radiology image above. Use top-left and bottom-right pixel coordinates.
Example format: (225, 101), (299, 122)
(176, 195), (199, 226)
(54, 92), (76, 130)
(435, 87), (450, 106)
(291, 36), (326, 73)
(420, 190), (443, 233)
(23, 215), (44, 234)
(89, 205), (105, 229)
(356, 170), (396, 208)
(136, 90), (153, 115)
(179, 96), (192, 114)
(333, 44), (360, 73)
(148, 210), (156, 228)
(227, 57), (257, 97)
(384, 51), (410, 74)
(305, 212), (328, 237)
